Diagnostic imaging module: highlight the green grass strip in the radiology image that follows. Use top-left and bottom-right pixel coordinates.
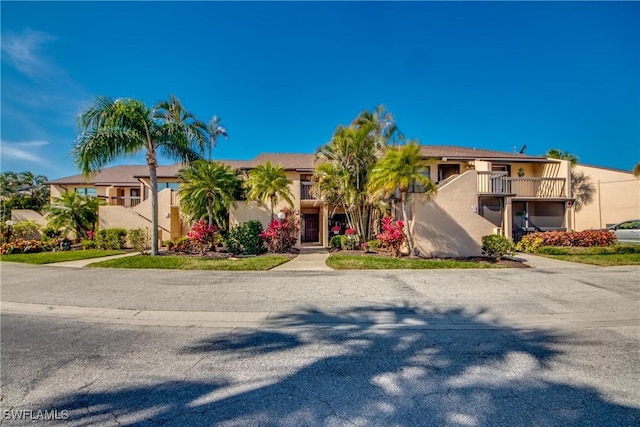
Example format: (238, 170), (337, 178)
(539, 253), (640, 267)
(326, 254), (500, 270)
(88, 254), (291, 271)
(0, 250), (125, 265)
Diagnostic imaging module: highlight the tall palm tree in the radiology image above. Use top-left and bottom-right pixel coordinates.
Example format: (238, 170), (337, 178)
(44, 192), (103, 239)
(73, 95), (209, 255)
(368, 141), (436, 255)
(207, 115), (228, 160)
(352, 104), (404, 152)
(245, 161), (294, 220)
(178, 160), (240, 227)
(314, 124), (379, 240)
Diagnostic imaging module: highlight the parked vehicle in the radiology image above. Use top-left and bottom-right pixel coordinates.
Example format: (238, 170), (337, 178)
(607, 220), (640, 244)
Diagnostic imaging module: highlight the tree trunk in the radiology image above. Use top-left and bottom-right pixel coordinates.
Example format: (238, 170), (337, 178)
(270, 195), (275, 221)
(207, 196), (214, 227)
(401, 191), (414, 255)
(148, 161), (159, 256)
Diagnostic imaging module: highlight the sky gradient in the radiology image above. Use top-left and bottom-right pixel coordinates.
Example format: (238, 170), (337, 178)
(1, 1), (638, 180)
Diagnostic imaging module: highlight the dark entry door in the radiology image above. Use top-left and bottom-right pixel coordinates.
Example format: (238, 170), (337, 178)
(305, 215), (319, 242)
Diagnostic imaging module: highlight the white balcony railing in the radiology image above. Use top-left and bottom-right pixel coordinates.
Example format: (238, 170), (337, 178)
(477, 172), (567, 198)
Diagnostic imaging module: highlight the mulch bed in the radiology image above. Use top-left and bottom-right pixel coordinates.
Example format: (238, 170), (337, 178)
(160, 250), (298, 260)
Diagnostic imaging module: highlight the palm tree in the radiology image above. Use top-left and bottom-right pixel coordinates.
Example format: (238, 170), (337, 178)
(314, 124), (379, 241)
(245, 161), (294, 220)
(352, 104), (404, 152)
(545, 149), (578, 166)
(368, 141), (436, 255)
(207, 116), (228, 160)
(178, 160), (240, 227)
(545, 148), (595, 211)
(73, 95), (209, 255)
(44, 192), (103, 239)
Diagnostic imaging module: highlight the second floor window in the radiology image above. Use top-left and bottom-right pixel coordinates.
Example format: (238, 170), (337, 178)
(409, 167), (431, 193)
(75, 188), (97, 197)
(158, 182), (180, 191)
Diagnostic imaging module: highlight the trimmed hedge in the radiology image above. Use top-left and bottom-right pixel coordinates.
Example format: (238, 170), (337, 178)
(517, 230), (616, 253)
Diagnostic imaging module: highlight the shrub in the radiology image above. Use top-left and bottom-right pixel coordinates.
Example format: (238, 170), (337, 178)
(330, 235), (343, 249)
(163, 240), (175, 250)
(261, 209), (300, 253)
(226, 220), (265, 255)
(515, 235), (544, 253)
(129, 227), (151, 255)
(1, 239), (49, 254)
(173, 237), (192, 253)
(96, 228), (128, 250)
(481, 234), (515, 260)
(11, 220), (41, 241)
(81, 239), (97, 249)
(362, 239), (381, 252)
(377, 217), (406, 257)
(187, 220), (217, 255)
(517, 230), (616, 249)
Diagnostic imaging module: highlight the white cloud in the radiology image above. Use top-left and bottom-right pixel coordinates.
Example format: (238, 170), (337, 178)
(0, 140), (52, 169)
(1, 29), (58, 78)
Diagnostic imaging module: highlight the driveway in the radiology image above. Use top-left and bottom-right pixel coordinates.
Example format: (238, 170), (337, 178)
(1, 262), (638, 425)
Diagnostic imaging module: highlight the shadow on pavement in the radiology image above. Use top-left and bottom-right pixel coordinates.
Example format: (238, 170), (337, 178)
(49, 305), (639, 426)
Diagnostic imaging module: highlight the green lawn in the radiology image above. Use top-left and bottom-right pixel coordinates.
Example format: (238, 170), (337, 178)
(0, 250), (125, 265)
(88, 254), (291, 270)
(536, 245), (640, 266)
(326, 254), (504, 270)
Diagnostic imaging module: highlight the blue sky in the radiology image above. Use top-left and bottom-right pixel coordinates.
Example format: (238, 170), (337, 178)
(1, 1), (638, 179)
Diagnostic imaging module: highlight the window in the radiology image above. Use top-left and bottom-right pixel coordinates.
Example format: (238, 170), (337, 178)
(75, 188), (97, 197)
(409, 166), (431, 193)
(157, 182), (180, 191)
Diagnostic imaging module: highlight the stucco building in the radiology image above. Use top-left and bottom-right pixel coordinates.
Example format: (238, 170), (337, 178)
(41, 145), (636, 256)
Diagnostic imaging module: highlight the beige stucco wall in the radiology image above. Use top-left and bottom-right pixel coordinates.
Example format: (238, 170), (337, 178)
(572, 165), (640, 230)
(412, 170), (497, 257)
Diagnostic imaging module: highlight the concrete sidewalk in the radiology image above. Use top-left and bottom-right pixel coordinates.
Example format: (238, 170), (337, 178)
(272, 246), (332, 271)
(47, 251), (140, 268)
(512, 253), (599, 270)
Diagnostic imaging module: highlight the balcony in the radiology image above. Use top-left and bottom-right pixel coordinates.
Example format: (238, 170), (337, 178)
(107, 196), (141, 208)
(477, 172), (567, 198)
(300, 182), (317, 200)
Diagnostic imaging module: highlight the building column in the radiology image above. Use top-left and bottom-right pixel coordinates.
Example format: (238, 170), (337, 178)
(322, 205), (329, 247)
(503, 197), (513, 240)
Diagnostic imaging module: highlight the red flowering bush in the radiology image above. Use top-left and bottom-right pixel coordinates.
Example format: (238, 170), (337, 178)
(187, 220), (218, 254)
(377, 217), (406, 257)
(517, 230), (616, 252)
(261, 209), (300, 253)
(345, 227), (356, 236)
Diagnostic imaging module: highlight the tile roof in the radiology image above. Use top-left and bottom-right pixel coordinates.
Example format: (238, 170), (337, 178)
(419, 145), (548, 160)
(46, 146), (551, 185)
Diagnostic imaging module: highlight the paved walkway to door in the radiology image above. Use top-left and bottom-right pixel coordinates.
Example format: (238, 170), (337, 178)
(271, 246), (332, 271)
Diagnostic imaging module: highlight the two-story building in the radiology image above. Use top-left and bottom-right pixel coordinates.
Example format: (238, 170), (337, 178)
(42, 145), (635, 256)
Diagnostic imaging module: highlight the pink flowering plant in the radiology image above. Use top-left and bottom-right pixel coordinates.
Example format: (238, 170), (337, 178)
(377, 217), (406, 257)
(331, 225), (341, 234)
(260, 208), (300, 253)
(345, 227), (356, 236)
(187, 219), (218, 254)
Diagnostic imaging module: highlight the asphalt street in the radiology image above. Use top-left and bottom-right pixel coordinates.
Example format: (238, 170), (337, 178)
(1, 261), (639, 426)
